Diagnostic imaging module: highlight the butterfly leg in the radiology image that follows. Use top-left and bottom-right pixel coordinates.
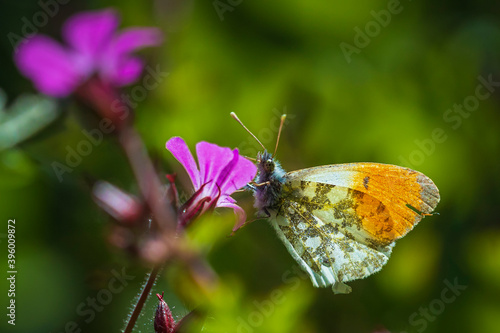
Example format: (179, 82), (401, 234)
(248, 180), (271, 187)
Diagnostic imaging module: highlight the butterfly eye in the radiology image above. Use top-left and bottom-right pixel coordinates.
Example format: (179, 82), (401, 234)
(265, 159), (274, 172)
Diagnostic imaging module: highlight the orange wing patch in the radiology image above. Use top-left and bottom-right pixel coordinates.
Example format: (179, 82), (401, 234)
(282, 181), (395, 248)
(347, 163), (439, 242)
(351, 192), (397, 245)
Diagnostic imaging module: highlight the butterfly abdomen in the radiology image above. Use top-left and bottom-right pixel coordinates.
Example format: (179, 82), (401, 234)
(253, 151), (286, 215)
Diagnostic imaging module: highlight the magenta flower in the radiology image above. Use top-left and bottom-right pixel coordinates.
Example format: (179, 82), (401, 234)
(166, 137), (257, 230)
(14, 9), (162, 97)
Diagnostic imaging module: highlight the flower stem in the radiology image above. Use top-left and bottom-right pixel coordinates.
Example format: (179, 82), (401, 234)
(123, 265), (162, 333)
(118, 125), (177, 233)
(117, 124), (176, 332)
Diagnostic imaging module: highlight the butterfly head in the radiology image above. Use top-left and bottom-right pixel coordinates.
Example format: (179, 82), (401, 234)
(253, 149), (286, 214)
(255, 150), (285, 180)
(257, 150), (275, 174)
(230, 112), (287, 214)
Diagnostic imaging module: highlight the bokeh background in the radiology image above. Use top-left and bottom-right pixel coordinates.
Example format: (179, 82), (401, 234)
(1, 0), (500, 332)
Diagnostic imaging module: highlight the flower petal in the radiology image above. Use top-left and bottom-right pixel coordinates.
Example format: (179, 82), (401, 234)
(218, 196), (248, 232)
(218, 149), (257, 195)
(195, 141), (234, 190)
(215, 149), (239, 190)
(63, 9), (119, 60)
(14, 36), (82, 97)
(100, 28), (163, 85)
(110, 27), (163, 54)
(104, 56), (144, 86)
(166, 137), (200, 189)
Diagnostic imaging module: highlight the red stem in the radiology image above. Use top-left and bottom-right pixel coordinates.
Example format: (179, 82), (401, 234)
(77, 79), (213, 331)
(118, 125), (177, 333)
(123, 265), (161, 333)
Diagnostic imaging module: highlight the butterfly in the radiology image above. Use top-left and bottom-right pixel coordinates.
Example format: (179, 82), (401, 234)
(231, 112), (440, 294)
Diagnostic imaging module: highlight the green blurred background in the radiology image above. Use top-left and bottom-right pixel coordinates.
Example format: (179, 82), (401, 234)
(1, 0), (500, 332)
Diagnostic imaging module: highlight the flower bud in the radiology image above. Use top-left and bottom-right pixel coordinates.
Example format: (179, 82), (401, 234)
(154, 292), (175, 333)
(92, 181), (143, 224)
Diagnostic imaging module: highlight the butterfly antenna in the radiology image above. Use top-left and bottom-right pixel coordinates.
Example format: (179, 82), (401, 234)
(273, 114), (287, 157)
(230, 112), (266, 151)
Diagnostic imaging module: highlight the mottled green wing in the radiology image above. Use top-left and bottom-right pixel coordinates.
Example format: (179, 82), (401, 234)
(269, 185), (394, 294)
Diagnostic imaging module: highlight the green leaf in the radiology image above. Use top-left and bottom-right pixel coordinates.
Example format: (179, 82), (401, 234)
(0, 90), (60, 151)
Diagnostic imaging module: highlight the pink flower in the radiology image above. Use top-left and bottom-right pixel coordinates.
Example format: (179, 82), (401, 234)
(14, 9), (162, 97)
(166, 137), (257, 230)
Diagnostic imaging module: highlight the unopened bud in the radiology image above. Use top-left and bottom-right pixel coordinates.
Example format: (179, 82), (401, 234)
(154, 292), (176, 333)
(93, 181), (143, 224)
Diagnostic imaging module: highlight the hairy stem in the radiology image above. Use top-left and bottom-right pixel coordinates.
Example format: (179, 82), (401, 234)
(118, 125), (176, 332)
(123, 265), (161, 333)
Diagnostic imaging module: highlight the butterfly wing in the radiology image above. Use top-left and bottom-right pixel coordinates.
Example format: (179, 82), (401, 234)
(271, 162), (439, 293)
(285, 162), (440, 244)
